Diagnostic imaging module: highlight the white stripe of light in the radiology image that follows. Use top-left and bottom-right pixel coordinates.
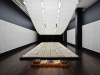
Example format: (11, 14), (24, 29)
(41, 2), (43, 8)
(42, 10), (44, 13)
(58, 9), (60, 13)
(58, 0), (61, 8)
(57, 15), (59, 17)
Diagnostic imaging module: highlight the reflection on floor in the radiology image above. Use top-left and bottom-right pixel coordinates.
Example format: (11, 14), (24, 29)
(0, 43), (100, 75)
(31, 59), (69, 67)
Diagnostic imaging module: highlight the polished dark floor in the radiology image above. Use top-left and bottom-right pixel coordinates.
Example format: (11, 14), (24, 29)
(0, 43), (100, 75)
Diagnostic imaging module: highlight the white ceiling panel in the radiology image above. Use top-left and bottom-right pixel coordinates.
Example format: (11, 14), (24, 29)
(24, 0), (78, 35)
(43, 0), (59, 34)
(24, 0), (46, 34)
(56, 0), (78, 34)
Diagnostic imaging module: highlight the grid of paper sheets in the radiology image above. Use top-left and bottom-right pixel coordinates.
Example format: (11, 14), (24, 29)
(22, 42), (78, 57)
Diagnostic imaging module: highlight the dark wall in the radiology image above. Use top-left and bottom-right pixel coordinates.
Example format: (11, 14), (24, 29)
(82, 1), (100, 25)
(75, 8), (83, 49)
(66, 19), (75, 30)
(66, 0), (100, 30)
(0, 0), (36, 31)
(38, 35), (63, 42)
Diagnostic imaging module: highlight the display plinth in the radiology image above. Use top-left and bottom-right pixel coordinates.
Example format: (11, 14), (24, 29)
(31, 59), (69, 67)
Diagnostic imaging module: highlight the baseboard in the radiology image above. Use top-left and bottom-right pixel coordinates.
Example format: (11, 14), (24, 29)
(82, 47), (100, 57)
(65, 42), (76, 47)
(64, 42), (100, 57)
(0, 42), (38, 58)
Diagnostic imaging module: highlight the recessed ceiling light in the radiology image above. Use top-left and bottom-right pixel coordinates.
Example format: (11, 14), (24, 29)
(23, 1), (26, 5)
(44, 18), (45, 20)
(57, 18), (58, 20)
(42, 10), (44, 13)
(58, 9), (60, 13)
(58, 1), (61, 8)
(41, 2), (43, 8)
(57, 15), (59, 17)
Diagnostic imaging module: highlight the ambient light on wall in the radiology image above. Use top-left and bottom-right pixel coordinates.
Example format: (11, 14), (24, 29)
(24, 0), (78, 35)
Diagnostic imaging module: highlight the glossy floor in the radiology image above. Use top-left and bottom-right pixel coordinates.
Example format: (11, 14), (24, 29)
(0, 43), (100, 75)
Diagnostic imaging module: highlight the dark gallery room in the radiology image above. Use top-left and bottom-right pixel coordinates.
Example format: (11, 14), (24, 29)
(0, 0), (100, 75)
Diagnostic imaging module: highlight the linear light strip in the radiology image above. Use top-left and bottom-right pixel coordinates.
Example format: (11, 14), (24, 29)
(59, 0), (61, 8)
(57, 0), (61, 22)
(56, 0), (78, 34)
(41, 2), (43, 8)
(55, 0), (61, 34)
(41, 1), (47, 34)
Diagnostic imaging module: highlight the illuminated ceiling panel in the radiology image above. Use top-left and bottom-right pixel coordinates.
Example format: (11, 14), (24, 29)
(24, 0), (46, 34)
(56, 0), (78, 34)
(43, 0), (59, 34)
(24, 0), (78, 35)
